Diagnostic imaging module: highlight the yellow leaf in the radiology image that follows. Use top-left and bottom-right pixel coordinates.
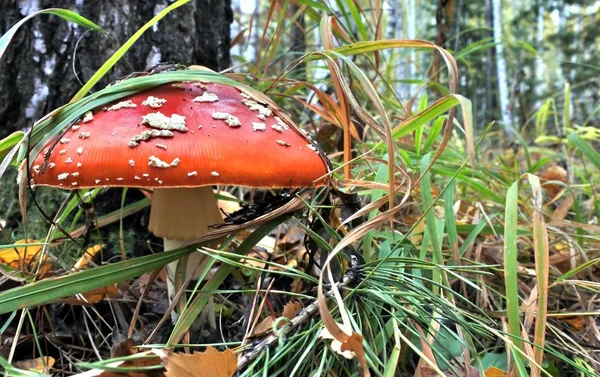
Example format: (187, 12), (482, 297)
(485, 366), (506, 377)
(14, 356), (55, 373)
(73, 244), (102, 270)
(156, 347), (237, 377)
(0, 239), (51, 276)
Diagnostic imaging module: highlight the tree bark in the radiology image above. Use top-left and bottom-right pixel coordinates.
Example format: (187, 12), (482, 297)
(0, 0), (233, 139)
(0, 0), (232, 245)
(491, 0), (513, 137)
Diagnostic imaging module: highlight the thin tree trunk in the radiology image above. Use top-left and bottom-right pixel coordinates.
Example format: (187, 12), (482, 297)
(491, 0), (513, 137)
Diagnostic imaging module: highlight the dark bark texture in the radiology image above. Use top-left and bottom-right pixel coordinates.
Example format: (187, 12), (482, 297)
(0, 0), (233, 138)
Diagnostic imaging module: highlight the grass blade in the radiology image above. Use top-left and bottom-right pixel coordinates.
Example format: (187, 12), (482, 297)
(504, 182), (523, 354)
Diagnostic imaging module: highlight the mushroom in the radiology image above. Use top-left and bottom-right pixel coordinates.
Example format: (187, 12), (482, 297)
(26, 80), (330, 314)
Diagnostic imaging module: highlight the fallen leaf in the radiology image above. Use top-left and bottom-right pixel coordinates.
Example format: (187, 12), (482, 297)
(319, 324), (355, 359)
(539, 165), (568, 200)
(73, 244), (103, 270)
(550, 195), (574, 222)
(561, 316), (586, 331)
(0, 239), (51, 276)
(156, 347), (237, 377)
(251, 316), (275, 337)
(484, 366), (505, 377)
(282, 300), (302, 320)
(59, 284), (120, 305)
(14, 356), (55, 372)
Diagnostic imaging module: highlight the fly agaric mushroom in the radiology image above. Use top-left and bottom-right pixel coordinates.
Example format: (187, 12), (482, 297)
(26, 79), (330, 306)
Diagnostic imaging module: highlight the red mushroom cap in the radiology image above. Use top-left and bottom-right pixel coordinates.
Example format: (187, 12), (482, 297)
(28, 81), (330, 189)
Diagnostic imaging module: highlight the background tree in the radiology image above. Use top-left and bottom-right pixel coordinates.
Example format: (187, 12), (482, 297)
(0, 0), (232, 139)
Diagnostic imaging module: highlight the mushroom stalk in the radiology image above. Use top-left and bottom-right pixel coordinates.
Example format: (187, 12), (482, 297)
(149, 187), (223, 322)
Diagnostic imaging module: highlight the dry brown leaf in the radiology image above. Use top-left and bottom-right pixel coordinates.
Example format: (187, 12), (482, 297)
(282, 300), (302, 319)
(60, 284), (120, 305)
(156, 347), (237, 377)
(73, 244), (102, 270)
(0, 239), (51, 276)
(539, 165), (568, 200)
(561, 316), (586, 331)
(251, 316), (275, 337)
(550, 195), (574, 222)
(14, 356), (55, 373)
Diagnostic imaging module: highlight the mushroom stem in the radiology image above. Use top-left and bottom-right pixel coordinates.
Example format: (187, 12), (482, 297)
(149, 187), (223, 323)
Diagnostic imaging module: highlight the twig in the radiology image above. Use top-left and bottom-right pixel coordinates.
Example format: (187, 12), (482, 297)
(237, 274), (352, 370)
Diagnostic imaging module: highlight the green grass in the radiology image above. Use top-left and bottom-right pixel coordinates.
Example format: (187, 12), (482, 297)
(1, 1), (600, 376)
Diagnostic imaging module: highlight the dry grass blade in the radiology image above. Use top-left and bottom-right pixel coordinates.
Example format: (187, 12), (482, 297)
(527, 174), (550, 371)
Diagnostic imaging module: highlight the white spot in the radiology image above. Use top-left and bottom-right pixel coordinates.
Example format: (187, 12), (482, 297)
(257, 114), (266, 120)
(146, 46), (161, 67)
(134, 175), (141, 180)
(211, 171), (219, 177)
(32, 165), (40, 173)
(43, 54), (56, 75)
(156, 143), (167, 150)
(141, 112), (187, 132)
(148, 155), (181, 168)
(198, 125), (203, 129)
(252, 122), (266, 132)
(193, 82), (207, 89)
(25, 78), (48, 118)
(95, 179), (101, 184)
(57, 173), (69, 180)
(307, 144), (319, 153)
(82, 111), (94, 123)
(158, 180), (163, 184)
(105, 100), (137, 111)
(116, 178), (124, 181)
(142, 96), (167, 109)
(59, 138), (70, 144)
(187, 171), (197, 177)
(111, 131), (117, 136)
(76, 147), (84, 154)
(129, 159), (135, 167)
(242, 99), (273, 117)
(65, 157), (73, 164)
(72, 172), (80, 177)
(71, 125), (81, 131)
(212, 112), (241, 127)
(271, 125), (284, 133)
(143, 173), (149, 177)
(193, 92), (219, 103)
(59, 149), (67, 155)
(48, 163), (55, 168)
(71, 182), (78, 186)
(79, 132), (90, 139)
(274, 116), (289, 130)
(240, 92), (250, 99)
(276, 140), (291, 147)
(77, 162), (82, 168)
(171, 83), (186, 89)
(129, 129), (174, 147)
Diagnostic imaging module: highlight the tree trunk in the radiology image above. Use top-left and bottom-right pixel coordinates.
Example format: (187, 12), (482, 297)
(0, 0), (233, 139)
(491, 0), (513, 137)
(0, 0), (232, 246)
